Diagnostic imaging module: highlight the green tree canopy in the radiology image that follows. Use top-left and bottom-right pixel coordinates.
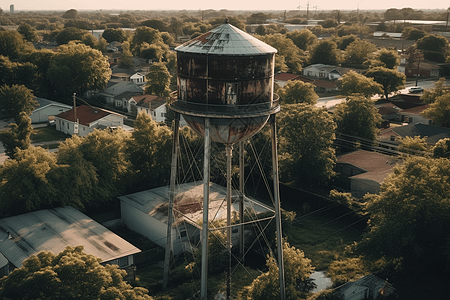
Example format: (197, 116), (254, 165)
(421, 77), (450, 104)
(397, 136), (429, 156)
(310, 40), (341, 65)
(286, 29), (318, 51)
(246, 238), (314, 300)
(0, 30), (31, 59)
(0, 245), (153, 300)
(278, 103), (336, 187)
(370, 48), (400, 69)
(421, 92), (450, 127)
(126, 112), (172, 190)
(0, 111), (33, 158)
(0, 84), (37, 123)
(416, 34), (449, 63)
(357, 156), (450, 272)
(140, 19), (167, 32)
(344, 39), (377, 66)
(277, 80), (318, 105)
(0, 147), (60, 217)
(47, 42), (111, 98)
(145, 62), (172, 97)
(258, 34), (306, 74)
(334, 95), (382, 140)
(55, 27), (88, 45)
(432, 138), (450, 158)
(338, 34), (357, 50)
(364, 66), (406, 100)
(102, 28), (127, 43)
(17, 23), (39, 42)
(131, 26), (164, 56)
(337, 70), (383, 98)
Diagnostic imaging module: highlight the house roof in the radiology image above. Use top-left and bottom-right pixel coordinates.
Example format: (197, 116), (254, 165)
(133, 94), (166, 109)
(175, 23), (277, 56)
(399, 104), (428, 115)
(0, 206), (141, 268)
(376, 102), (400, 116)
(274, 73), (302, 82)
(118, 181), (274, 227)
(34, 97), (72, 112)
(100, 81), (144, 97)
(335, 274), (394, 298)
(337, 150), (402, 183)
(56, 105), (123, 126)
(393, 123), (450, 144)
(313, 80), (337, 89)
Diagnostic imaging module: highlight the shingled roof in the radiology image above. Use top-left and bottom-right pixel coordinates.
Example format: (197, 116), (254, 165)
(56, 105), (122, 126)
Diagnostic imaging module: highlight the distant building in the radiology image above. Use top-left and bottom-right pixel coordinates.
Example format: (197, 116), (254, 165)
(9, 4), (13, 13)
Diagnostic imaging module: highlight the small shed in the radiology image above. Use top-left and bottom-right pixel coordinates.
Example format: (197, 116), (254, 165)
(0, 206), (141, 276)
(119, 181), (274, 255)
(334, 274), (395, 300)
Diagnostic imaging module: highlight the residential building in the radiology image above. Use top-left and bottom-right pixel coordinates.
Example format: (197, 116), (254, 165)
(336, 150), (402, 198)
(30, 98), (72, 124)
(334, 274), (394, 300)
(55, 105), (125, 137)
(0, 206), (141, 277)
(302, 64), (342, 80)
(97, 80), (144, 105)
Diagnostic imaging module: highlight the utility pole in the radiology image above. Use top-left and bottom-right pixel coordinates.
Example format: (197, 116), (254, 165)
(73, 93), (78, 135)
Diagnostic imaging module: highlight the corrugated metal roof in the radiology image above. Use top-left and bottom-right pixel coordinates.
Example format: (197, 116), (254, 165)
(0, 207), (141, 268)
(175, 22), (277, 56)
(119, 181), (274, 225)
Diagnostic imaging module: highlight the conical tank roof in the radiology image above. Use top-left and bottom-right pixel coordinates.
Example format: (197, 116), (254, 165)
(175, 21), (277, 56)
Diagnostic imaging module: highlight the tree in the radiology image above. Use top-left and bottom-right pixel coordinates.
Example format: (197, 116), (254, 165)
(421, 92), (450, 127)
(416, 34), (449, 63)
(278, 103), (336, 187)
(126, 112), (172, 190)
(0, 245), (153, 300)
(140, 19), (167, 32)
(337, 70), (382, 98)
(0, 112), (33, 158)
(286, 29), (318, 51)
(421, 77), (450, 104)
(397, 136), (429, 156)
(277, 80), (318, 105)
(160, 31), (175, 46)
(403, 27), (426, 40)
(57, 129), (131, 208)
(102, 28), (127, 43)
(344, 39), (377, 66)
(432, 138), (450, 158)
(364, 66), (405, 100)
(371, 48), (400, 69)
(0, 30), (30, 59)
(338, 34), (357, 50)
(21, 49), (55, 98)
(131, 26), (164, 56)
(334, 95), (381, 141)
(47, 42), (111, 98)
(55, 27), (87, 45)
(62, 8), (78, 19)
(0, 84), (37, 123)
(356, 156), (450, 272)
(246, 238), (314, 300)
(145, 62), (172, 97)
(310, 40), (340, 65)
(17, 23), (39, 42)
(259, 34), (306, 74)
(0, 147), (59, 217)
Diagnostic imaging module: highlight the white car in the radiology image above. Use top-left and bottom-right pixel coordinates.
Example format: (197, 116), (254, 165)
(409, 86), (424, 94)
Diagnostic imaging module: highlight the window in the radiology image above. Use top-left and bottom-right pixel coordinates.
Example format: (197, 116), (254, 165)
(226, 82), (238, 105)
(67, 123), (69, 129)
(161, 112), (165, 118)
(118, 256), (128, 267)
(180, 230), (187, 239)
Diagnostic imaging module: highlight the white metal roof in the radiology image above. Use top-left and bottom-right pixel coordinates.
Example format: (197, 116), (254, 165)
(0, 207), (141, 268)
(175, 22), (277, 56)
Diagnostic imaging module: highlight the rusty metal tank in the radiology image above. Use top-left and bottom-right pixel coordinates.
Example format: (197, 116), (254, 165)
(169, 21), (280, 145)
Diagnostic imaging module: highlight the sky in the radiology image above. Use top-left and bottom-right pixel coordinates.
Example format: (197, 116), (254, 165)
(4, 0), (449, 13)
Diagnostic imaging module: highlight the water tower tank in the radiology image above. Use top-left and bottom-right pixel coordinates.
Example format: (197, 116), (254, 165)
(170, 21), (280, 145)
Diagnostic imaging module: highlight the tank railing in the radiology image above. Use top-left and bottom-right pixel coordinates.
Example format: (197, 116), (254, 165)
(169, 92), (280, 117)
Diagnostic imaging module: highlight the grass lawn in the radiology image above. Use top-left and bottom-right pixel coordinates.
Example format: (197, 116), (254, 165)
(31, 126), (70, 144)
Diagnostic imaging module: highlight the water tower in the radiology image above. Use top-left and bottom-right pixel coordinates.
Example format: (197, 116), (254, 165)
(163, 21), (286, 300)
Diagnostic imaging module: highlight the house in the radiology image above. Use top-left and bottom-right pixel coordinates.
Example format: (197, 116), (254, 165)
(111, 67), (146, 85)
(405, 61), (440, 78)
(105, 41), (122, 52)
(98, 80), (144, 105)
(313, 80), (338, 93)
(55, 105), (126, 137)
(398, 104), (431, 125)
(391, 123), (450, 145)
(0, 206), (141, 277)
(334, 274), (394, 300)
(376, 102), (401, 122)
(274, 73), (313, 87)
(105, 52), (123, 66)
(302, 64), (342, 80)
(30, 98), (72, 124)
(118, 181), (274, 255)
(336, 150), (402, 198)
(133, 94), (167, 122)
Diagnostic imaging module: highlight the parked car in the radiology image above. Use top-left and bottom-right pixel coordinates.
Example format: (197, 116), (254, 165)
(409, 86), (424, 94)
